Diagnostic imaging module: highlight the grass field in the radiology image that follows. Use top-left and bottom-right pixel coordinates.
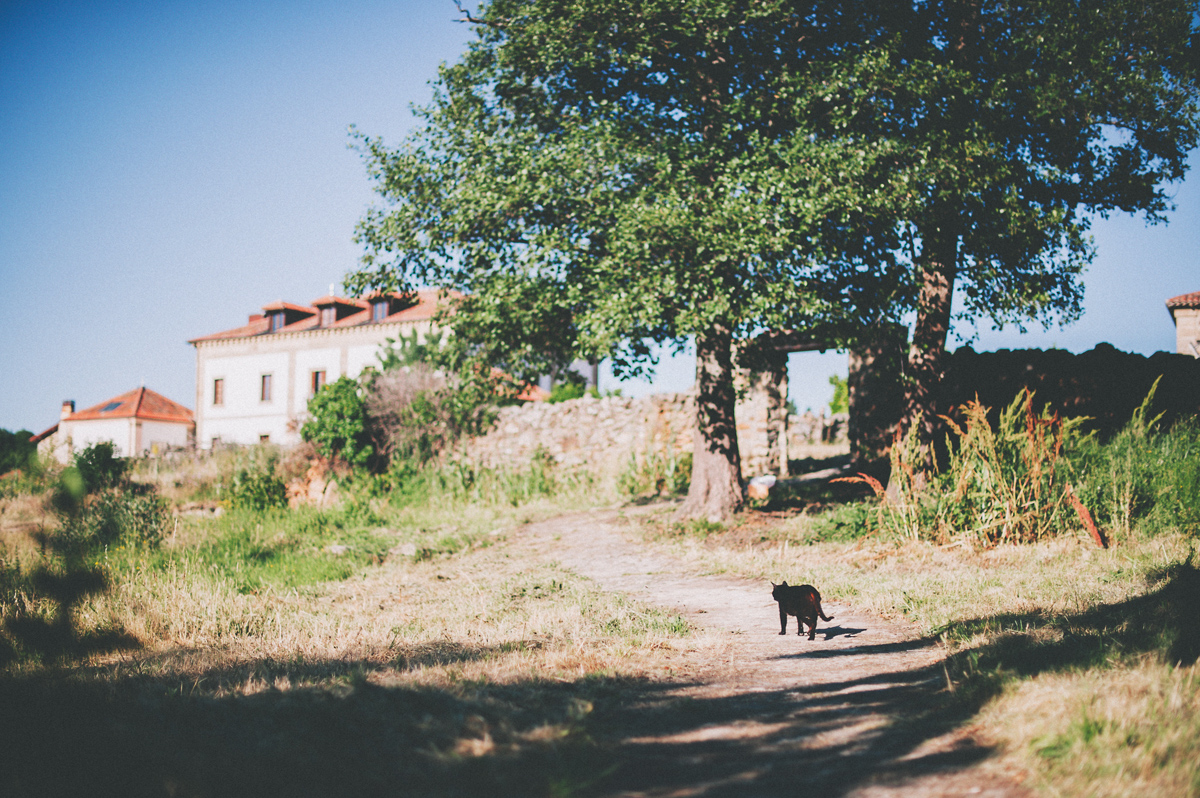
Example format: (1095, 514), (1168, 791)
(2, 409), (1198, 796)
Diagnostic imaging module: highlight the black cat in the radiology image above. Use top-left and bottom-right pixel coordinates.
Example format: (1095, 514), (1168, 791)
(771, 581), (833, 640)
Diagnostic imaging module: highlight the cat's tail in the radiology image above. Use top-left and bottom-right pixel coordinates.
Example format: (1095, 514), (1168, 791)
(817, 601), (833, 622)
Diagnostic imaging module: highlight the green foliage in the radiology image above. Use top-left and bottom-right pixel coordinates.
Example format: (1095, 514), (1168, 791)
(301, 377), (374, 467)
(845, 394), (1085, 544)
(365, 362), (499, 468)
(349, 1), (921, 378)
(384, 450), (588, 511)
(0, 428), (36, 475)
(842, 381), (1200, 545)
(1072, 416), (1200, 540)
(228, 461), (288, 512)
(376, 327), (447, 372)
(72, 442), (126, 493)
(547, 379), (586, 404)
(618, 450), (692, 499)
(827, 375), (848, 415)
(57, 487), (170, 552)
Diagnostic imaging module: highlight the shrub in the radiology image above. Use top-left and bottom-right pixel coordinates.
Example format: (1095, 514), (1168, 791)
(547, 380), (587, 404)
(57, 486), (171, 551)
(827, 374), (848, 414)
(228, 462), (288, 511)
(73, 442), (126, 492)
(365, 364), (492, 465)
(0, 427), (36, 475)
(302, 377), (374, 467)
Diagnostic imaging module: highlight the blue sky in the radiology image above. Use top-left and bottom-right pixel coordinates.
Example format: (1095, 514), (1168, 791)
(1, 0), (1197, 432)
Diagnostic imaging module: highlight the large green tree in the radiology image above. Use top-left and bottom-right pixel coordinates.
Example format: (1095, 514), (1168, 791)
(350, 0), (918, 518)
(882, 0), (1200, 460)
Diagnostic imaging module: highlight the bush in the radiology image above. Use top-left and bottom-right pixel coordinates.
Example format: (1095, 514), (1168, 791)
(302, 377), (374, 467)
(228, 462), (288, 511)
(0, 428), (36, 475)
(57, 486), (171, 551)
(73, 442), (126, 493)
(547, 380), (587, 404)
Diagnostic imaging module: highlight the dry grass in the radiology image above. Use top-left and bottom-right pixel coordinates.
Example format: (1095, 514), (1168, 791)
(1, 476), (715, 797)
(984, 659), (1200, 797)
(628, 505), (1190, 635)
(623, 504), (1200, 796)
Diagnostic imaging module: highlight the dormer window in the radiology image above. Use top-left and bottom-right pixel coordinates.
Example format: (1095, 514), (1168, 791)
(320, 306), (336, 326)
(269, 312), (285, 332)
(372, 300), (389, 322)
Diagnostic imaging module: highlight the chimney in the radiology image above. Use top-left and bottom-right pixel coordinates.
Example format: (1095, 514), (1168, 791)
(61, 400), (75, 420)
(249, 313), (264, 323)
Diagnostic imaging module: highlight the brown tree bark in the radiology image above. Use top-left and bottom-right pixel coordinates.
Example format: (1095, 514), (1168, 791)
(903, 222), (959, 470)
(762, 349), (789, 477)
(848, 323), (906, 465)
(679, 323), (744, 521)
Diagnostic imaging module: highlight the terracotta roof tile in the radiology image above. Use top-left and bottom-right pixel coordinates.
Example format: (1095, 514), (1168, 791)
(30, 424), (58, 444)
(189, 317), (271, 343)
(190, 289), (453, 343)
(311, 295), (369, 308)
(67, 388), (193, 425)
(261, 301), (317, 314)
(1166, 291), (1200, 310)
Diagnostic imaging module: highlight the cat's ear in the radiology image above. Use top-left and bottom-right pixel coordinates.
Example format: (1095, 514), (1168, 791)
(781, 580), (788, 586)
(770, 581), (777, 587)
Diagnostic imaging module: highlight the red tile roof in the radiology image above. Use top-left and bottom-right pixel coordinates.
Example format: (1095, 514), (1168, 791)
(66, 388), (194, 425)
(1166, 291), (1200, 310)
(260, 300), (318, 314)
(30, 424), (58, 444)
(189, 289), (453, 343)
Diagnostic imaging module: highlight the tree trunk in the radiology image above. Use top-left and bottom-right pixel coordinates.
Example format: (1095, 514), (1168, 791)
(680, 324), (744, 521)
(903, 222), (959, 470)
(763, 349), (789, 477)
(848, 323), (907, 465)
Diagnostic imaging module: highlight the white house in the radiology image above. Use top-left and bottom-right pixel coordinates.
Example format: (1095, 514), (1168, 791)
(1167, 291), (1200, 358)
(33, 387), (195, 462)
(188, 290), (445, 449)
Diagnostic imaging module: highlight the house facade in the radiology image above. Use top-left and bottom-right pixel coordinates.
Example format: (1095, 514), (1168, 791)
(1167, 291), (1200, 358)
(33, 387), (194, 463)
(189, 291), (443, 449)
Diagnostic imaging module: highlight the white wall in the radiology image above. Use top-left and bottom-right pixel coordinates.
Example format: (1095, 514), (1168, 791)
(193, 319), (437, 448)
(61, 417), (135, 457)
(55, 417), (193, 460)
(140, 419), (191, 452)
(1176, 308), (1200, 357)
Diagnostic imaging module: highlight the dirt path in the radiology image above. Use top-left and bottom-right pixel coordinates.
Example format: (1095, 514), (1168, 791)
(523, 510), (1033, 798)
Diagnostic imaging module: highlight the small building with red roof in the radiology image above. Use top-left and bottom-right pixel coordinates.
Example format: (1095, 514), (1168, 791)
(188, 289), (451, 448)
(33, 387), (195, 463)
(1167, 291), (1200, 358)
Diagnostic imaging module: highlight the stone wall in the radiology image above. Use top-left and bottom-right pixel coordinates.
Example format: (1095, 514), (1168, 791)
(454, 392), (846, 477)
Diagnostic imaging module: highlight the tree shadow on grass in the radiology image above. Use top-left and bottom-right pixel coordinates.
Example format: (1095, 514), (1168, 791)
(2, 562), (1195, 798)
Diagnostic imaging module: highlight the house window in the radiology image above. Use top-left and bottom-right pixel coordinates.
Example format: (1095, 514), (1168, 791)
(259, 434), (271, 444)
(213, 378), (224, 406)
(270, 312), (284, 332)
(311, 370), (326, 395)
(260, 374), (273, 402)
(320, 306), (336, 327)
(372, 300), (389, 322)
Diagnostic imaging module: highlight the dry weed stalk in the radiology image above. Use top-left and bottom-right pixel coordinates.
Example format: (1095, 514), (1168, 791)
(838, 392), (1099, 546)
